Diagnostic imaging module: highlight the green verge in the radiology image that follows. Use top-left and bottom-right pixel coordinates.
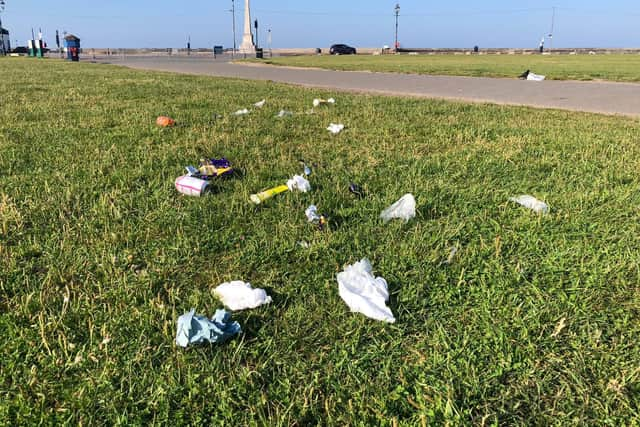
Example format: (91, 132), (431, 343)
(1, 57), (640, 425)
(248, 53), (640, 82)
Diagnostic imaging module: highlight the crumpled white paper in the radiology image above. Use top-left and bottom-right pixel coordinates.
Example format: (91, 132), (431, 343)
(254, 99), (266, 108)
(214, 281), (272, 311)
(305, 205), (320, 222)
(287, 175), (311, 193)
(527, 72), (546, 81)
(337, 258), (395, 323)
(380, 194), (416, 223)
(509, 195), (549, 214)
(233, 108), (250, 116)
(327, 123), (345, 134)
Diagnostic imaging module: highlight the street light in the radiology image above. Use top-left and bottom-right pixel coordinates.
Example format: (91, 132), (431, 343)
(230, 0), (237, 57)
(394, 3), (400, 52)
(0, 0), (6, 56)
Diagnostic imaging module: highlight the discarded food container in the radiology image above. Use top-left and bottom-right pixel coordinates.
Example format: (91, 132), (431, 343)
(175, 176), (209, 197)
(156, 116), (176, 127)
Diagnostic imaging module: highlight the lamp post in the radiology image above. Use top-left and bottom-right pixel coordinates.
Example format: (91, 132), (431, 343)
(231, 0), (237, 57)
(394, 3), (400, 52)
(267, 28), (272, 58)
(0, 0), (6, 56)
(254, 19), (258, 49)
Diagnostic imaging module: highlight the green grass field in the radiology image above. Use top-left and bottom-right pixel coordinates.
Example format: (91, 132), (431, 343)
(2, 57), (640, 425)
(252, 53), (640, 82)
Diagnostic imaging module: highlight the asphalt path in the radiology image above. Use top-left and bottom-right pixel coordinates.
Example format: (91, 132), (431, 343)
(95, 55), (640, 117)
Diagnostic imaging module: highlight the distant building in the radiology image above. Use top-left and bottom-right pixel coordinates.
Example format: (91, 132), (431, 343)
(0, 27), (10, 53)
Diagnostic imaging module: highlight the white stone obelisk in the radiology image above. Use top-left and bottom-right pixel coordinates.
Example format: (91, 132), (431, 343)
(239, 0), (256, 54)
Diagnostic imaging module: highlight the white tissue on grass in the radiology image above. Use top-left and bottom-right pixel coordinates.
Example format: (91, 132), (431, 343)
(337, 258), (395, 323)
(380, 194), (416, 223)
(234, 108), (250, 116)
(305, 205), (320, 222)
(327, 123), (345, 134)
(276, 110), (293, 118)
(509, 195), (549, 214)
(214, 281), (272, 311)
(286, 175), (311, 193)
(527, 72), (546, 81)
(254, 99), (266, 108)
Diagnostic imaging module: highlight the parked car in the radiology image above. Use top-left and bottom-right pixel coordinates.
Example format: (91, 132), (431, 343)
(329, 44), (356, 55)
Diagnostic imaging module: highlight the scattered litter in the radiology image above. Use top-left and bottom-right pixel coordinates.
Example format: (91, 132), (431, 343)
(445, 246), (459, 264)
(156, 116), (176, 127)
(234, 108), (250, 116)
(551, 317), (567, 338)
(527, 72), (546, 81)
(305, 205), (320, 222)
(175, 308), (241, 348)
(250, 184), (289, 204)
(509, 195), (549, 214)
(297, 241), (310, 248)
(313, 98), (336, 107)
(175, 176), (210, 197)
(286, 175), (311, 193)
(349, 183), (364, 198)
(337, 258), (395, 323)
(214, 281), (272, 311)
(380, 194), (416, 223)
(518, 69), (530, 80)
(254, 99), (266, 108)
(327, 123), (345, 134)
(276, 110), (294, 118)
(300, 160), (312, 176)
(195, 158), (233, 179)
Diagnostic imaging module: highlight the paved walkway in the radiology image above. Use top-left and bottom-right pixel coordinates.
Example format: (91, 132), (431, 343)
(97, 55), (640, 117)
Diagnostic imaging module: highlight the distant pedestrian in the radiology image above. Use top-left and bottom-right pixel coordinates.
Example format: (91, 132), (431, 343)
(539, 38), (544, 53)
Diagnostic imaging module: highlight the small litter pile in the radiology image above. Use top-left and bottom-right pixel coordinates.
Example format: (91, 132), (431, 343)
(234, 108), (250, 116)
(175, 158), (233, 197)
(305, 205), (329, 230)
(175, 309), (241, 348)
(337, 258), (395, 323)
(250, 174), (311, 204)
(254, 99), (266, 108)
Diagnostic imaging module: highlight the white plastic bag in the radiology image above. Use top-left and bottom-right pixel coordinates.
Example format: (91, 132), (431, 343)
(327, 123), (345, 134)
(380, 194), (416, 223)
(253, 99), (266, 108)
(233, 108), (250, 116)
(276, 110), (293, 118)
(214, 281), (272, 311)
(337, 258), (395, 323)
(509, 195), (549, 214)
(286, 175), (311, 193)
(527, 72), (546, 81)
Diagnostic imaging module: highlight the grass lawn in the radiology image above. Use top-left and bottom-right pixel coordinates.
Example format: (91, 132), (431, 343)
(251, 53), (640, 82)
(2, 57), (640, 425)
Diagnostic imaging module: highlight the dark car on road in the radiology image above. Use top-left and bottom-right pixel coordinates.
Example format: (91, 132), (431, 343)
(329, 44), (356, 55)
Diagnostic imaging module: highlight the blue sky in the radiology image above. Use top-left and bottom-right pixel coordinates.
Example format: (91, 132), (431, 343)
(2, 0), (640, 48)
